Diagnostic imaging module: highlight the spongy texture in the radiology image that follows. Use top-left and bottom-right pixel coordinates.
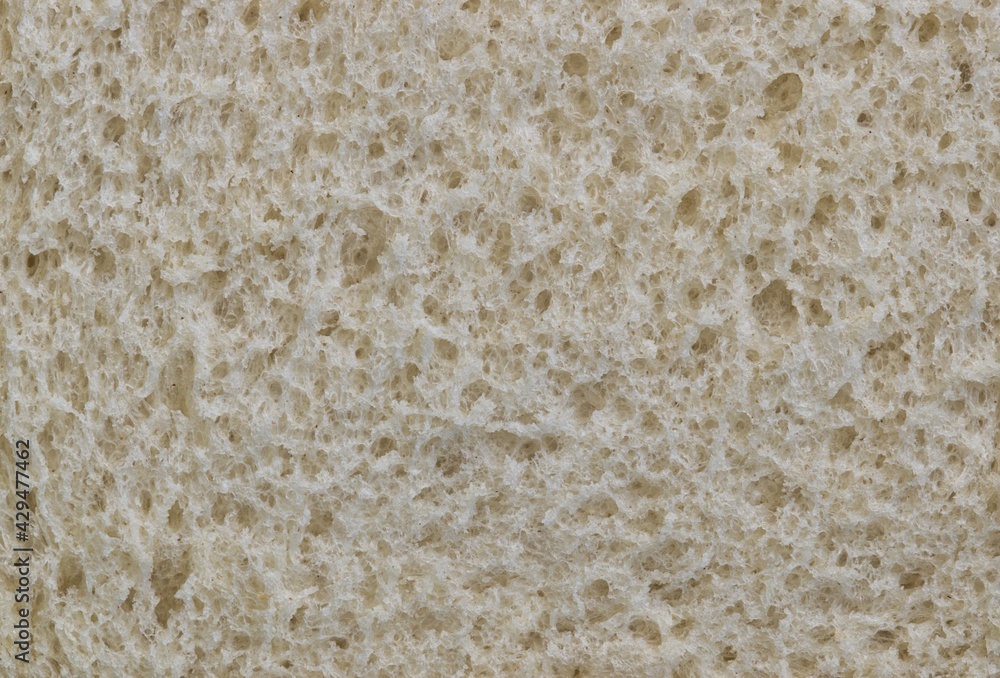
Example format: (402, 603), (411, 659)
(1, 0), (999, 676)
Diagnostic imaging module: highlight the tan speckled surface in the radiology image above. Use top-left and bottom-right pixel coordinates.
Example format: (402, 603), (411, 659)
(1, 1), (999, 675)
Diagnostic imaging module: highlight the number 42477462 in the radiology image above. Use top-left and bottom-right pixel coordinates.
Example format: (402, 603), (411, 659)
(14, 440), (30, 537)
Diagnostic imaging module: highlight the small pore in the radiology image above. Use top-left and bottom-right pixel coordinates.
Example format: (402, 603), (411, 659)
(434, 338), (458, 362)
(752, 280), (798, 335)
(103, 115), (127, 143)
(676, 188), (702, 225)
(569, 382), (606, 422)
(437, 28), (471, 61)
(691, 328), (717, 354)
(372, 436), (397, 458)
(296, 0), (327, 22)
(152, 551), (192, 627)
(959, 61), (973, 88)
(519, 187), (543, 213)
(241, 0), (260, 29)
(916, 13), (940, 42)
(563, 53), (589, 77)
(763, 73), (803, 115)
(806, 298), (831, 326)
(967, 190), (982, 214)
(628, 618), (662, 646)
(605, 25), (622, 47)
(167, 500), (183, 530)
(535, 289), (552, 313)
(832, 426), (857, 451)
(57, 555), (86, 595)
(339, 207), (392, 286)
(461, 379), (492, 412)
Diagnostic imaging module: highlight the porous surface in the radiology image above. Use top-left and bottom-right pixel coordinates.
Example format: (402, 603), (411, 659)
(1, 0), (999, 676)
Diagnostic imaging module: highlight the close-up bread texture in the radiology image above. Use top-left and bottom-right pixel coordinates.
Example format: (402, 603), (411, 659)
(1, 0), (999, 675)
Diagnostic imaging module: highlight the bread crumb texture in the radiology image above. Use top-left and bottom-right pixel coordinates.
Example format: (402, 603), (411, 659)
(1, 0), (999, 676)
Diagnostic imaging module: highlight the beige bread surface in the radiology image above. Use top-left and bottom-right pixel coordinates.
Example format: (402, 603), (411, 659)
(1, 0), (999, 675)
